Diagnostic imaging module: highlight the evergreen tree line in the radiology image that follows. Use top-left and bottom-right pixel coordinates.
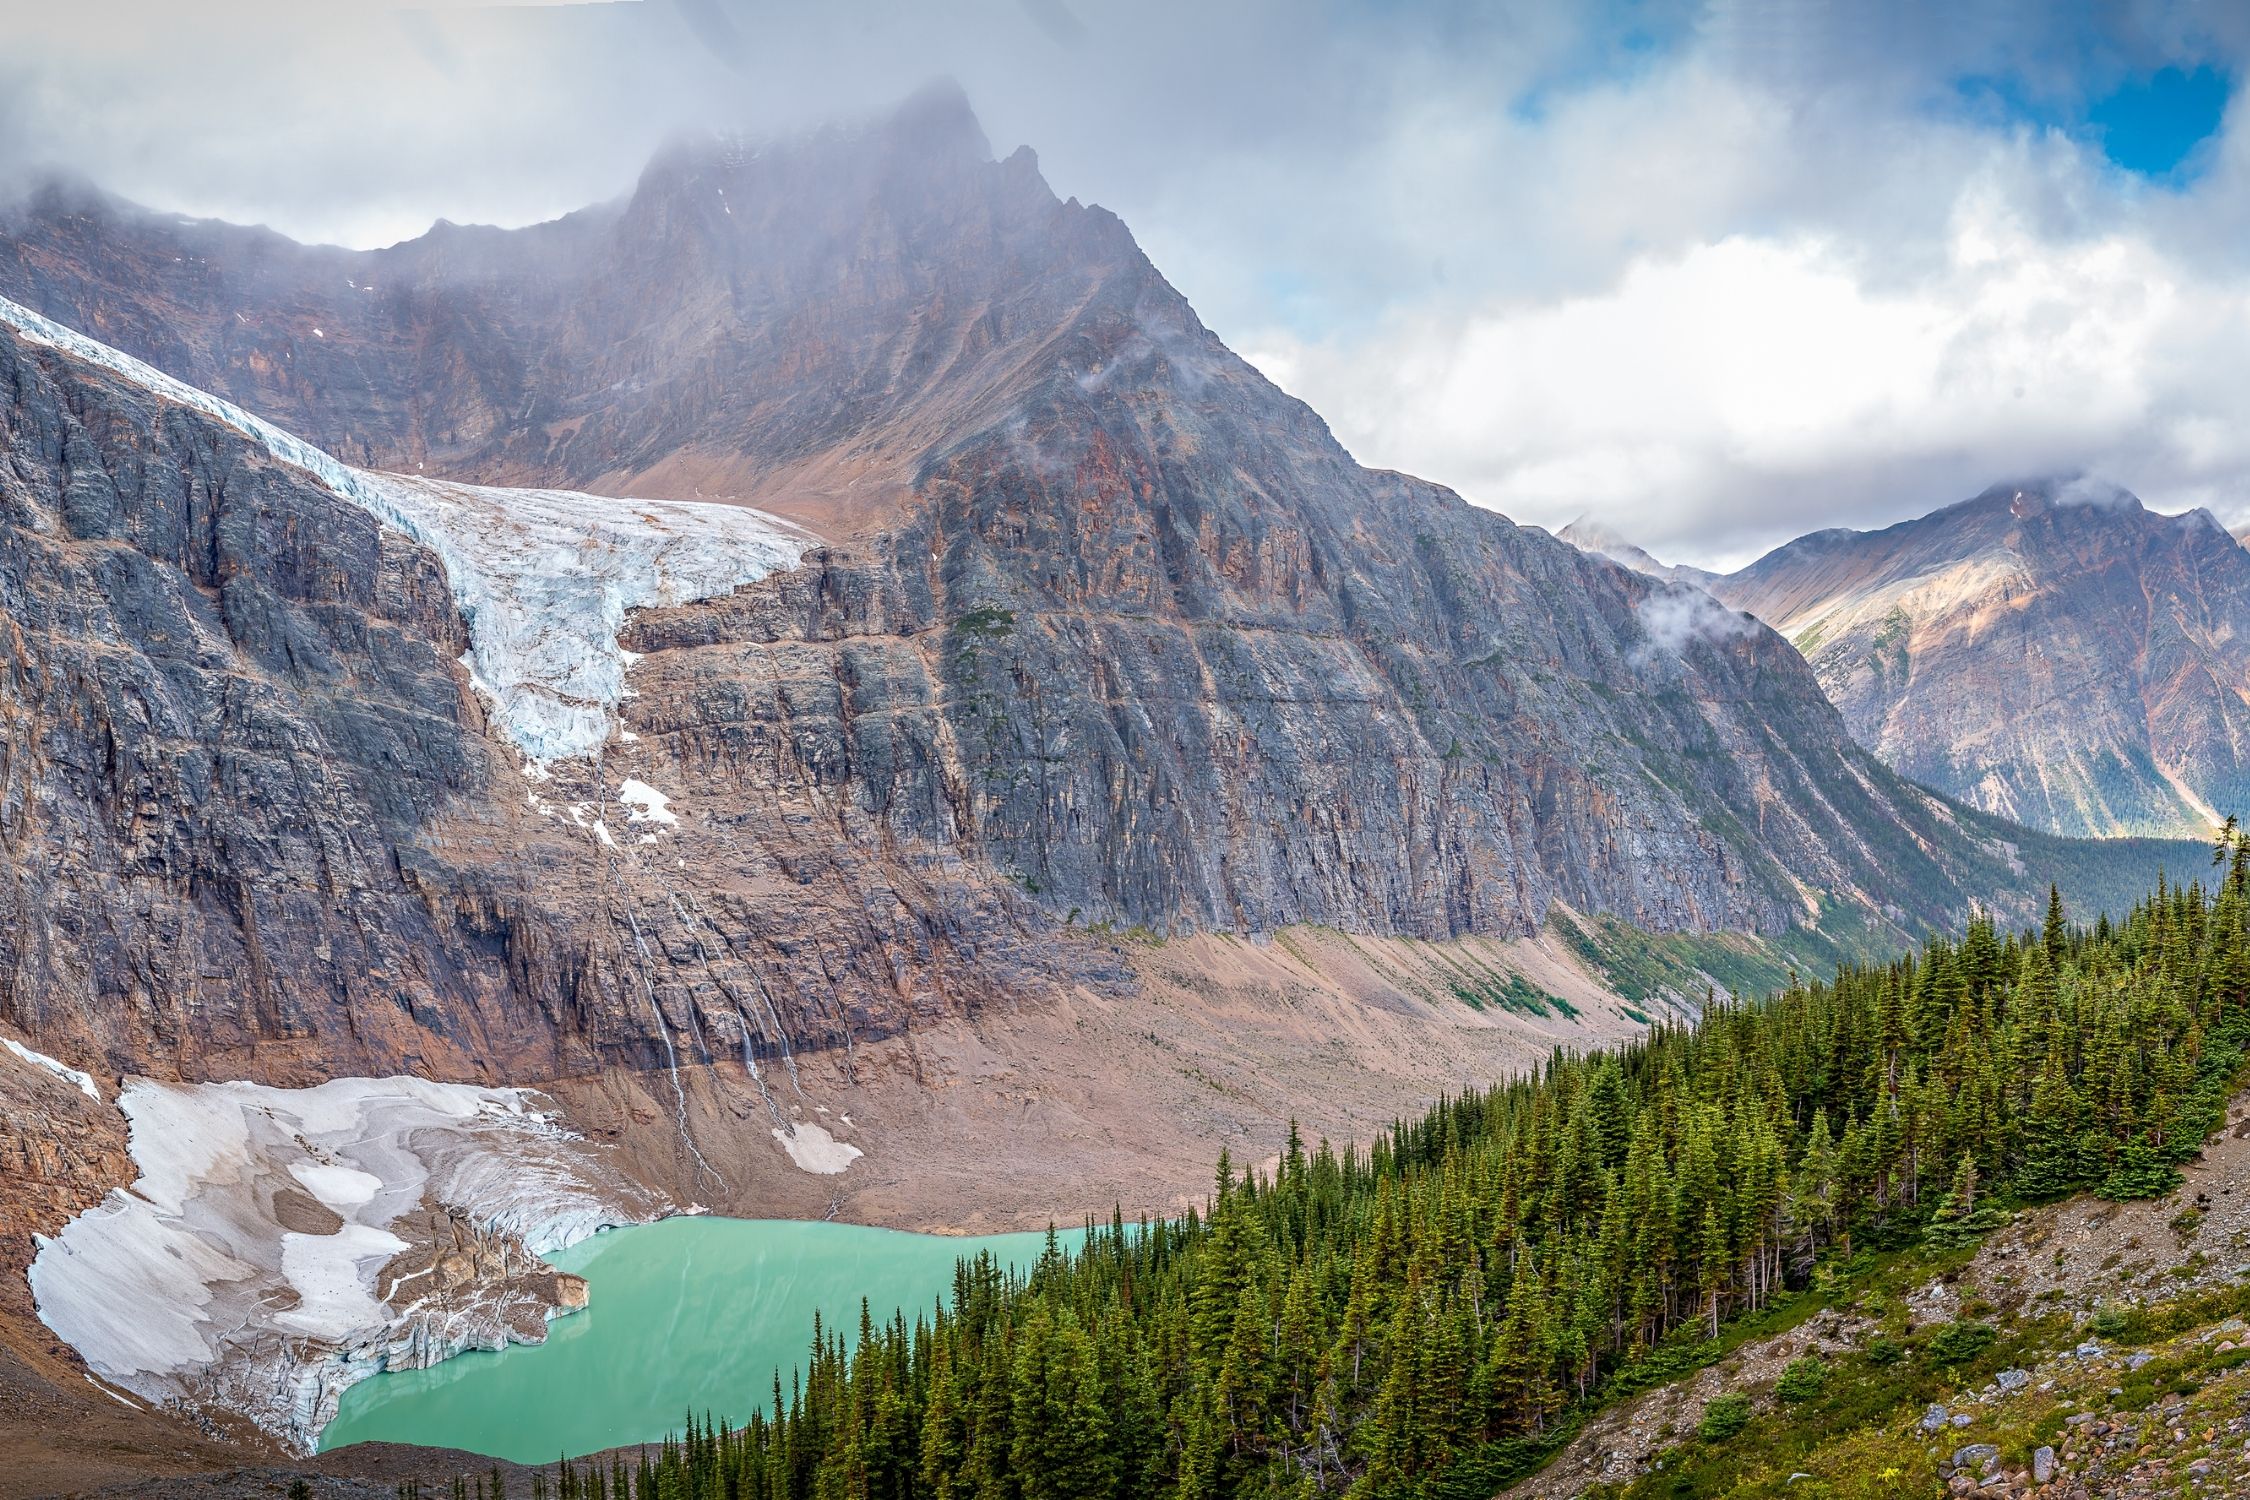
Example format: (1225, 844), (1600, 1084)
(471, 849), (2250, 1500)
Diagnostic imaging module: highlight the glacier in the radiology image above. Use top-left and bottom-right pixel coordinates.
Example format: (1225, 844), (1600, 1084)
(0, 294), (814, 761)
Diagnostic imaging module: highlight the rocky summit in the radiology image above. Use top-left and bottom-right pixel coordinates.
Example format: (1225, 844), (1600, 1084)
(1711, 479), (2250, 840)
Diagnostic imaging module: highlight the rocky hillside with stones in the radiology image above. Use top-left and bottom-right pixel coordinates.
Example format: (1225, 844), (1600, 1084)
(1711, 480), (2250, 840)
(1502, 1088), (2250, 1500)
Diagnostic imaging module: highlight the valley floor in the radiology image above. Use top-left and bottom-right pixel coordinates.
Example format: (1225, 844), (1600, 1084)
(0, 924), (1656, 1498)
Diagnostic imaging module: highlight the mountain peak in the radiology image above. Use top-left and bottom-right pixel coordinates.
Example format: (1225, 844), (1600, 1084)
(1558, 517), (1721, 588)
(1955, 475), (2144, 522)
(631, 81), (998, 209)
(883, 77), (992, 160)
(1716, 475), (2250, 839)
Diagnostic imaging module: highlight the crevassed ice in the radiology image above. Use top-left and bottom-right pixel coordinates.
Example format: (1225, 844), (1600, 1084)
(0, 295), (813, 761)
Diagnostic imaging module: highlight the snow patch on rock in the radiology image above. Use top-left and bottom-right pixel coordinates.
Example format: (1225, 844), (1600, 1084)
(618, 778), (680, 827)
(0, 294), (814, 761)
(2, 1035), (102, 1102)
(773, 1121), (864, 1175)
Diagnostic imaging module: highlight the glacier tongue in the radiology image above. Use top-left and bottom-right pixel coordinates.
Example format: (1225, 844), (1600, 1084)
(0, 294), (813, 760)
(363, 475), (809, 760)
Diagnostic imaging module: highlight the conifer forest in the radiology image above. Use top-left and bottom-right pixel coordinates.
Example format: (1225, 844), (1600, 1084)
(493, 846), (2250, 1500)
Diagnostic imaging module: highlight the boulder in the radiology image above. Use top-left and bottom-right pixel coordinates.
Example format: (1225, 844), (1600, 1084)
(1949, 1443), (2000, 1476)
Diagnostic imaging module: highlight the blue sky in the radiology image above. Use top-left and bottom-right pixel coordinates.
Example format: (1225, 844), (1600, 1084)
(6, 0), (2250, 564)
(2084, 65), (2231, 175)
(1959, 62), (2232, 179)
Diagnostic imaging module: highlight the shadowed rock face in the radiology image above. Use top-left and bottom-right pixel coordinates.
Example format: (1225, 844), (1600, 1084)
(0, 92), (2178, 1097)
(1713, 480), (2250, 839)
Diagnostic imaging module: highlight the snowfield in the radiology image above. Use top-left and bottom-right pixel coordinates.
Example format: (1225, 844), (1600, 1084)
(773, 1120), (865, 1175)
(28, 1076), (655, 1451)
(0, 294), (814, 761)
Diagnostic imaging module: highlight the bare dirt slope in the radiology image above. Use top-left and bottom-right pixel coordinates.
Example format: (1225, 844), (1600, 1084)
(549, 925), (1661, 1236)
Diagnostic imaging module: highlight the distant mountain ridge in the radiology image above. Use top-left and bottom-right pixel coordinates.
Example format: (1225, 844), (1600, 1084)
(1691, 479), (2250, 839)
(1556, 518), (1721, 590)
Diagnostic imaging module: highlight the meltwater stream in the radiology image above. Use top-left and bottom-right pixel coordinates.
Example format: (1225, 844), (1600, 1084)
(318, 1216), (1087, 1464)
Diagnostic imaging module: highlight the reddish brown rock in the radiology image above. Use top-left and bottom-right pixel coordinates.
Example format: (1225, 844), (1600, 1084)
(1715, 480), (2250, 838)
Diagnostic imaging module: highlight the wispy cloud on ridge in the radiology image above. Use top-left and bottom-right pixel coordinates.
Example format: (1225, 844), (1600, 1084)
(6, 1), (2250, 563)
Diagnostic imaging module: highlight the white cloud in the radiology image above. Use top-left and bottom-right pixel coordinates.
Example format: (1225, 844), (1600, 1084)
(1631, 584), (1758, 673)
(1238, 54), (2250, 570)
(8, 2), (2250, 567)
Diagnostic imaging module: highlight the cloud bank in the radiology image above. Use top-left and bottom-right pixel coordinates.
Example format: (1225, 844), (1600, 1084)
(7, 1), (2250, 566)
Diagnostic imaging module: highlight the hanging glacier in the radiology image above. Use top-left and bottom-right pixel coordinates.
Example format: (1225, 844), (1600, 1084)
(0, 294), (813, 760)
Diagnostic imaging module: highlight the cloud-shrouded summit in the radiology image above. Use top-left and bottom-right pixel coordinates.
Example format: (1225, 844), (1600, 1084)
(6, 0), (2250, 565)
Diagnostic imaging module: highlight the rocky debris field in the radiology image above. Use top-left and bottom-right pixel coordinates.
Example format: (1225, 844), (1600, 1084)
(1501, 1309), (1877, 1499)
(1964, 1096), (2250, 1321)
(1900, 1315), (2250, 1499)
(2038, 1328), (2250, 1497)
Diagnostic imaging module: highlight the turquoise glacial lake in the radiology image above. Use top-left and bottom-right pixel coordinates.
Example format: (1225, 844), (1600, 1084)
(319, 1215), (1084, 1463)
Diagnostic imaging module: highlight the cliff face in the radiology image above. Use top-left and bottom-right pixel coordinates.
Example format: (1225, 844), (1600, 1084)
(753, 303), (2048, 944)
(0, 323), (509, 1078)
(0, 93), (2193, 1108)
(0, 320), (1092, 1092)
(1714, 481), (2250, 839)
